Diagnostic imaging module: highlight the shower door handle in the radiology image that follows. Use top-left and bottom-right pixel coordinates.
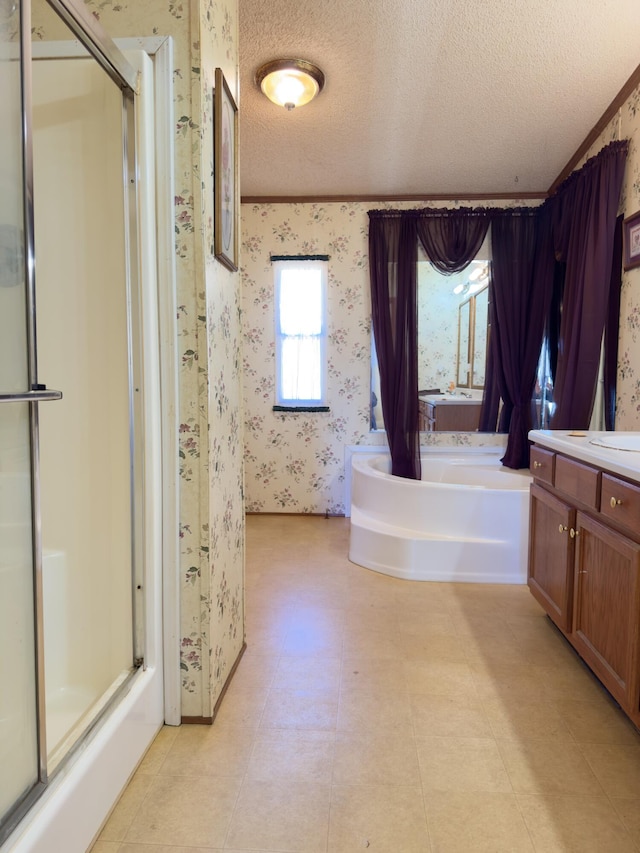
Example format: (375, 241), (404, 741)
(0, 385), (63, 403)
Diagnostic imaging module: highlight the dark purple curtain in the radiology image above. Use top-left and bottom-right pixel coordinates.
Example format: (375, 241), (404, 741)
(604, 215), (623, 430)
(487, 208), (555, 468)
(368, 212), (421, 479)
(478, 335), (501, 432)
(550, 140), (628, 428)
(415, 209), (491, 273)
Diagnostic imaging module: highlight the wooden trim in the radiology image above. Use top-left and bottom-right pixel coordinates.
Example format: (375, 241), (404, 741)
(241, 191), (547, 205)
(180, 641), (247, 726)
(180, 715), (214, 725)
(245, 511), (346, 517)
(214, 67), (239, 271)
(211, 641), (247, 721)
(548, 61), (640, 195)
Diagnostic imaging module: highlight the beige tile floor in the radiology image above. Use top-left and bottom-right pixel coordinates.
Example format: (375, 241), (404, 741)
(93, 514), (640, 852)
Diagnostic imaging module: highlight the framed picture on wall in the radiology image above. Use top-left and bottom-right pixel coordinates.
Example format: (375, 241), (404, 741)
(623, 210), (640, 271)
(214, 67), (238, 271)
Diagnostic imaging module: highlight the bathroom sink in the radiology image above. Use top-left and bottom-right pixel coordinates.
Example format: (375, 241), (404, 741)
(589, 433), (640, 452)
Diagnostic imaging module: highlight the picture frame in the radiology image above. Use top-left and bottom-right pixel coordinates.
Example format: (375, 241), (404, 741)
(623, 209), (640, 271)
(214, 67), (238, 271)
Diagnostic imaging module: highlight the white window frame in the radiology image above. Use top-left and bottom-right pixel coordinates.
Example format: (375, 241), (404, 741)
(274, 258), (328, 407)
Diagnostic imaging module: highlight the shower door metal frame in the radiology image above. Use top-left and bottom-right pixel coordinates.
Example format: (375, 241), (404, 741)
(0, 0), (144, 843)
(45, 0), (138, 90)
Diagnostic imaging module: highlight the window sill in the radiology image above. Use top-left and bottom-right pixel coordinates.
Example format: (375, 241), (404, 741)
(272, 405), (330, 413)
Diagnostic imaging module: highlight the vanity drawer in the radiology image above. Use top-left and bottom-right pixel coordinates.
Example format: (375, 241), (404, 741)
(554, 454), (599, 509)
(601, 473), (640, 534)
(530, 446), (555, 485)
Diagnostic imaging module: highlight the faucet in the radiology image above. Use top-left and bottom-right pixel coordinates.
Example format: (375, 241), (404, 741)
(459, 390), (472, 398)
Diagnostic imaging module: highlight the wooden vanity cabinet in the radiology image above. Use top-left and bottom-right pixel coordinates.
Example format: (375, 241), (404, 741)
(572, 511), (640, 712)
(555, 455), (600, 509)
(418, 398), (481, 431)
(529, 445), (554, 485)
(601, 473), (640, 531)
(418, 399), (433, 431)
(528, 483), (575, 632)
(528, 445), (640, 727)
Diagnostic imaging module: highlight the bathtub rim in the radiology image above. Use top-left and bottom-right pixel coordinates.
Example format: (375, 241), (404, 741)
(357, 452), (532, 492)
(344, 442), (512, 516)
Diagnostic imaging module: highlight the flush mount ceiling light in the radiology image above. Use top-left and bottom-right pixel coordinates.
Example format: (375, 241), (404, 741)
(255, 59), (325, 111)
(468, 262), (489, 282)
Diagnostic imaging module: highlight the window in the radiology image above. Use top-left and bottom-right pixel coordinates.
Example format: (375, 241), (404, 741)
(274, 258), (327, 407)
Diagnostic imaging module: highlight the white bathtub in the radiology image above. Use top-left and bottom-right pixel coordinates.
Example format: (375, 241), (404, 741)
(349, 450), (532, 584)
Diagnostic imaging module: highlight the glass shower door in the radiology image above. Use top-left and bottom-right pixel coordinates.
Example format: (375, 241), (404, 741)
(30, 0), (138, 769)
(0, 1), (42, 828)
(0, 404), (39, 824)
(1, 2), (142, 839)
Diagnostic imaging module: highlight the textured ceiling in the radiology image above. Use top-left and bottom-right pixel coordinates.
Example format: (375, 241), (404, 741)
(239, 0), (640, 199)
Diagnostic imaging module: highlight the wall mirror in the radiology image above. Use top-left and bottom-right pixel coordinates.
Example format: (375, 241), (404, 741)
(370, 254), (490, 432)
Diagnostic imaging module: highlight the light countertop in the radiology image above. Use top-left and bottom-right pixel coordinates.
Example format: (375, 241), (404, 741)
(419, 393), (483, 406)
(529, 430), (640, 482)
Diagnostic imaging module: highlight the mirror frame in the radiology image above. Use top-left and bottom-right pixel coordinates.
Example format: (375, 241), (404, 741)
(471, 285), (489, 390)
(456, 296), (473, 388)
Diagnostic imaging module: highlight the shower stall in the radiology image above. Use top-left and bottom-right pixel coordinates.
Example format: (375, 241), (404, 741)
(1, 1), (173, 848)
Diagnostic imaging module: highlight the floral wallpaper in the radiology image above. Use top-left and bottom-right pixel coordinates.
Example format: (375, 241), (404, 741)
(579, 84), (640, 429)
(240, 200), (532, 514)
(34, 0), (245, 720)
(199, 2), (245, 710)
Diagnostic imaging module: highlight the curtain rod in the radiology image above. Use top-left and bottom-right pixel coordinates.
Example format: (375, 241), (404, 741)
(367, 206), (539, 219)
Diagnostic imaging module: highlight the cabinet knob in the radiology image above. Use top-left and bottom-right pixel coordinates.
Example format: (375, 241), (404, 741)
(570, 528), (579, 538)
(558, 524), (567, 533)
(533, 461), (542, 469)
(610, 496), (622, 508)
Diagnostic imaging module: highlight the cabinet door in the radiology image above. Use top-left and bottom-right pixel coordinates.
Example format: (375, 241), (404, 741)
(425, 402), (435, 431)
(418, 401), (426, 432)
(432, 403), (481, 431)
(528, 484), (575, 631)
(572, 512), (640, 712)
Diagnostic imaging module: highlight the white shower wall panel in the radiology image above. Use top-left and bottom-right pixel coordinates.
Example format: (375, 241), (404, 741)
(32, 58), (133, 723)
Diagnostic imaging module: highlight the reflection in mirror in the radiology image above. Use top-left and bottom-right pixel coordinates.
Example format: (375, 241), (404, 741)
(416, 257), (489, 396)
(370, 254), (491, 433)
